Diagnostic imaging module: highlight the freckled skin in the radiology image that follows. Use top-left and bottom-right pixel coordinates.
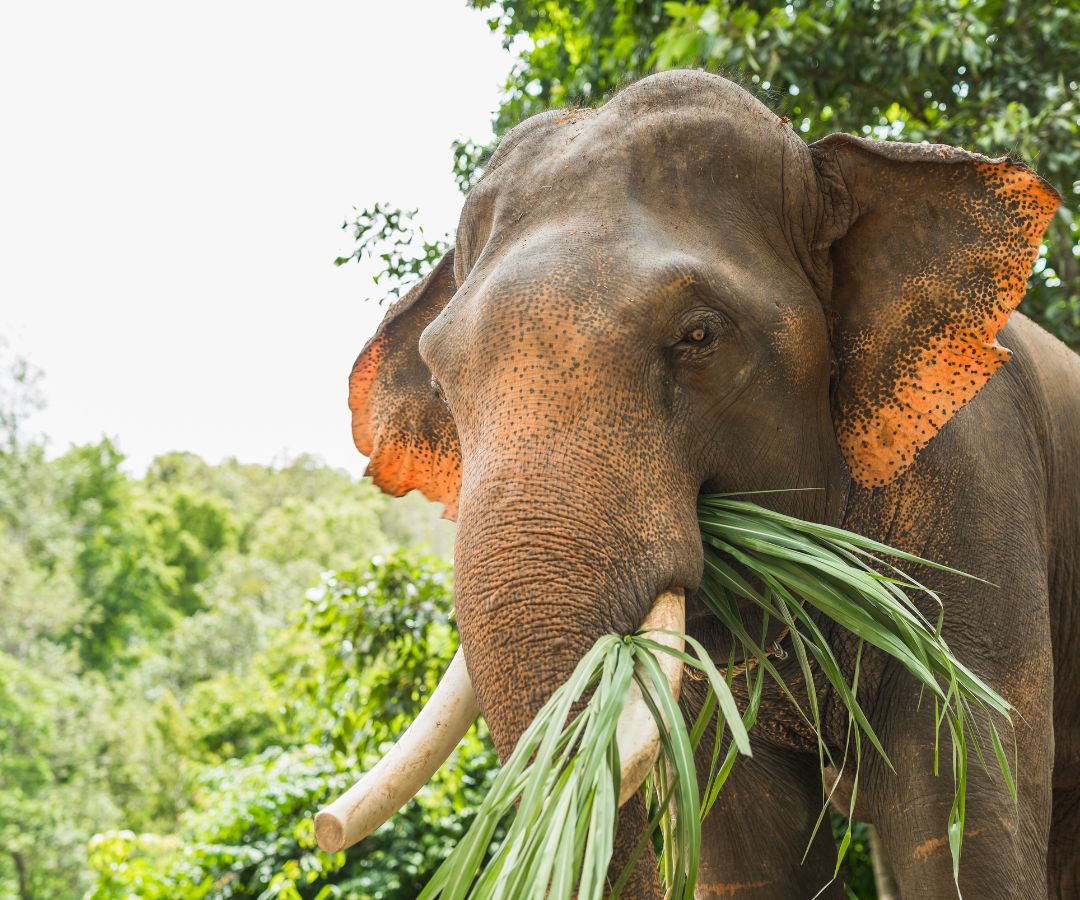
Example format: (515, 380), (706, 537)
(349, 71), (1078, 898)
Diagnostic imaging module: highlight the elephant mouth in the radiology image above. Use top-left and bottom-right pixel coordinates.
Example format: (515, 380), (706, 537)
(314, 588), (686, 853)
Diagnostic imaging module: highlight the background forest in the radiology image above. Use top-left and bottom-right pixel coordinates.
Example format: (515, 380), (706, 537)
(3, 1), (1077, 898)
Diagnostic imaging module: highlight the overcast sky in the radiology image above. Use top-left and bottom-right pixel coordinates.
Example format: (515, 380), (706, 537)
(1, 1), (514, 473)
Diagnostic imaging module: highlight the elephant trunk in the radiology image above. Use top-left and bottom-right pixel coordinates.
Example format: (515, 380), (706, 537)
(446, 466), (699, 896)
(316, 454), (699, 898)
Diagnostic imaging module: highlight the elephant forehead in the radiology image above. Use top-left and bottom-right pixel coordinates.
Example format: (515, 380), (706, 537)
(484, 105), (791, 217)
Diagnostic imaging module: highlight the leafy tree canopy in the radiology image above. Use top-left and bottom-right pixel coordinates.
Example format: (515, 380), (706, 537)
(0, 349), (457, 899)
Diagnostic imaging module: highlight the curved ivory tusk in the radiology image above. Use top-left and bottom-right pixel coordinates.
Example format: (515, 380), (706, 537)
(314, 589), (685, 852)
(615, 588), (686, 807)
(314, 645), (479, 853)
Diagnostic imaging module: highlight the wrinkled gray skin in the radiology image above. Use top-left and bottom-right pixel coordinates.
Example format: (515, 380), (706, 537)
(356, 71), (1080, 898)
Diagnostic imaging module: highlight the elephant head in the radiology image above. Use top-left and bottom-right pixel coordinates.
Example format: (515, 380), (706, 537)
(329, 72), (1058, 893)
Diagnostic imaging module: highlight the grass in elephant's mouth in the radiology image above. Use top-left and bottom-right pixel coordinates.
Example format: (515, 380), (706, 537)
(419, 495), (1015, 900)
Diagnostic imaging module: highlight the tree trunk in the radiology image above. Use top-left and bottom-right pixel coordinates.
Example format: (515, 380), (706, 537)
(12, 850), (31, 900)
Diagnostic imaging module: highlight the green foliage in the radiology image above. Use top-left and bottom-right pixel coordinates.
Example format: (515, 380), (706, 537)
(85, 745), (342, 900)
(0, 339), (44, 452)
(831, 815), (877, 900)
(143, 451), (392, 554)
(0, 653), (57, 899)
(85, 555), (496, 900)
(461, 0), (1079, 350)
(293, 555), (497, 898)
(248, 496), (385, 571)
(335, 202), (450, 303)
(0, 351), (458, 899)
(0, 646), (191, 899)
(153, 488), (238, 615)
(298, 555), (459, 753)
(57, 439), (183, 669)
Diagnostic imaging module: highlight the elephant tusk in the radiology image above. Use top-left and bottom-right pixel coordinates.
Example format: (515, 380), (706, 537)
(314, 590), (684, 851)
(314, 645), (479, 853)
(615, 588), (686, 807)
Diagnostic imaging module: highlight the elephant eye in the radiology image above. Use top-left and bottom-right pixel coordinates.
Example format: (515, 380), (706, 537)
(673, 311), (726, 358)
(678, 320), (717, 347)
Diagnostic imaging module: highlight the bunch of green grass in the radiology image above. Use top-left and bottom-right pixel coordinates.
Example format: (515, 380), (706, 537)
(417, 629), (745, 900)
(697, 496), (1014, 891)
(418, 495), (1014, 899)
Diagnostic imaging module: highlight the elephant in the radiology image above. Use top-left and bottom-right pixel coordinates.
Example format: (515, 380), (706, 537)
(341, 71), (1079, 898)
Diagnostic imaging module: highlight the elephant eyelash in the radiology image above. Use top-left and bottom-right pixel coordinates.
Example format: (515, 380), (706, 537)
(430, 376), (449, 407)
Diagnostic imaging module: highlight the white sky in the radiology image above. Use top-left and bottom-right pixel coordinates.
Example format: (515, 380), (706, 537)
(0, 1), (515, 473)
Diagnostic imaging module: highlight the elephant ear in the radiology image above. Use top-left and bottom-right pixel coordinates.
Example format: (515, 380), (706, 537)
(348, 250), (462, 519)
(811, 134), (1059, 487)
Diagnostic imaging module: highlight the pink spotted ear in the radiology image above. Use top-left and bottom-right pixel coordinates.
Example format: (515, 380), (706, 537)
(810, 134), (1060, 487)
(348, 251), (462, 519)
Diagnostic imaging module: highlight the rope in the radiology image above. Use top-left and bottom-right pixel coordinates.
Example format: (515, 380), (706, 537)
(683, 626), (790, 682)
